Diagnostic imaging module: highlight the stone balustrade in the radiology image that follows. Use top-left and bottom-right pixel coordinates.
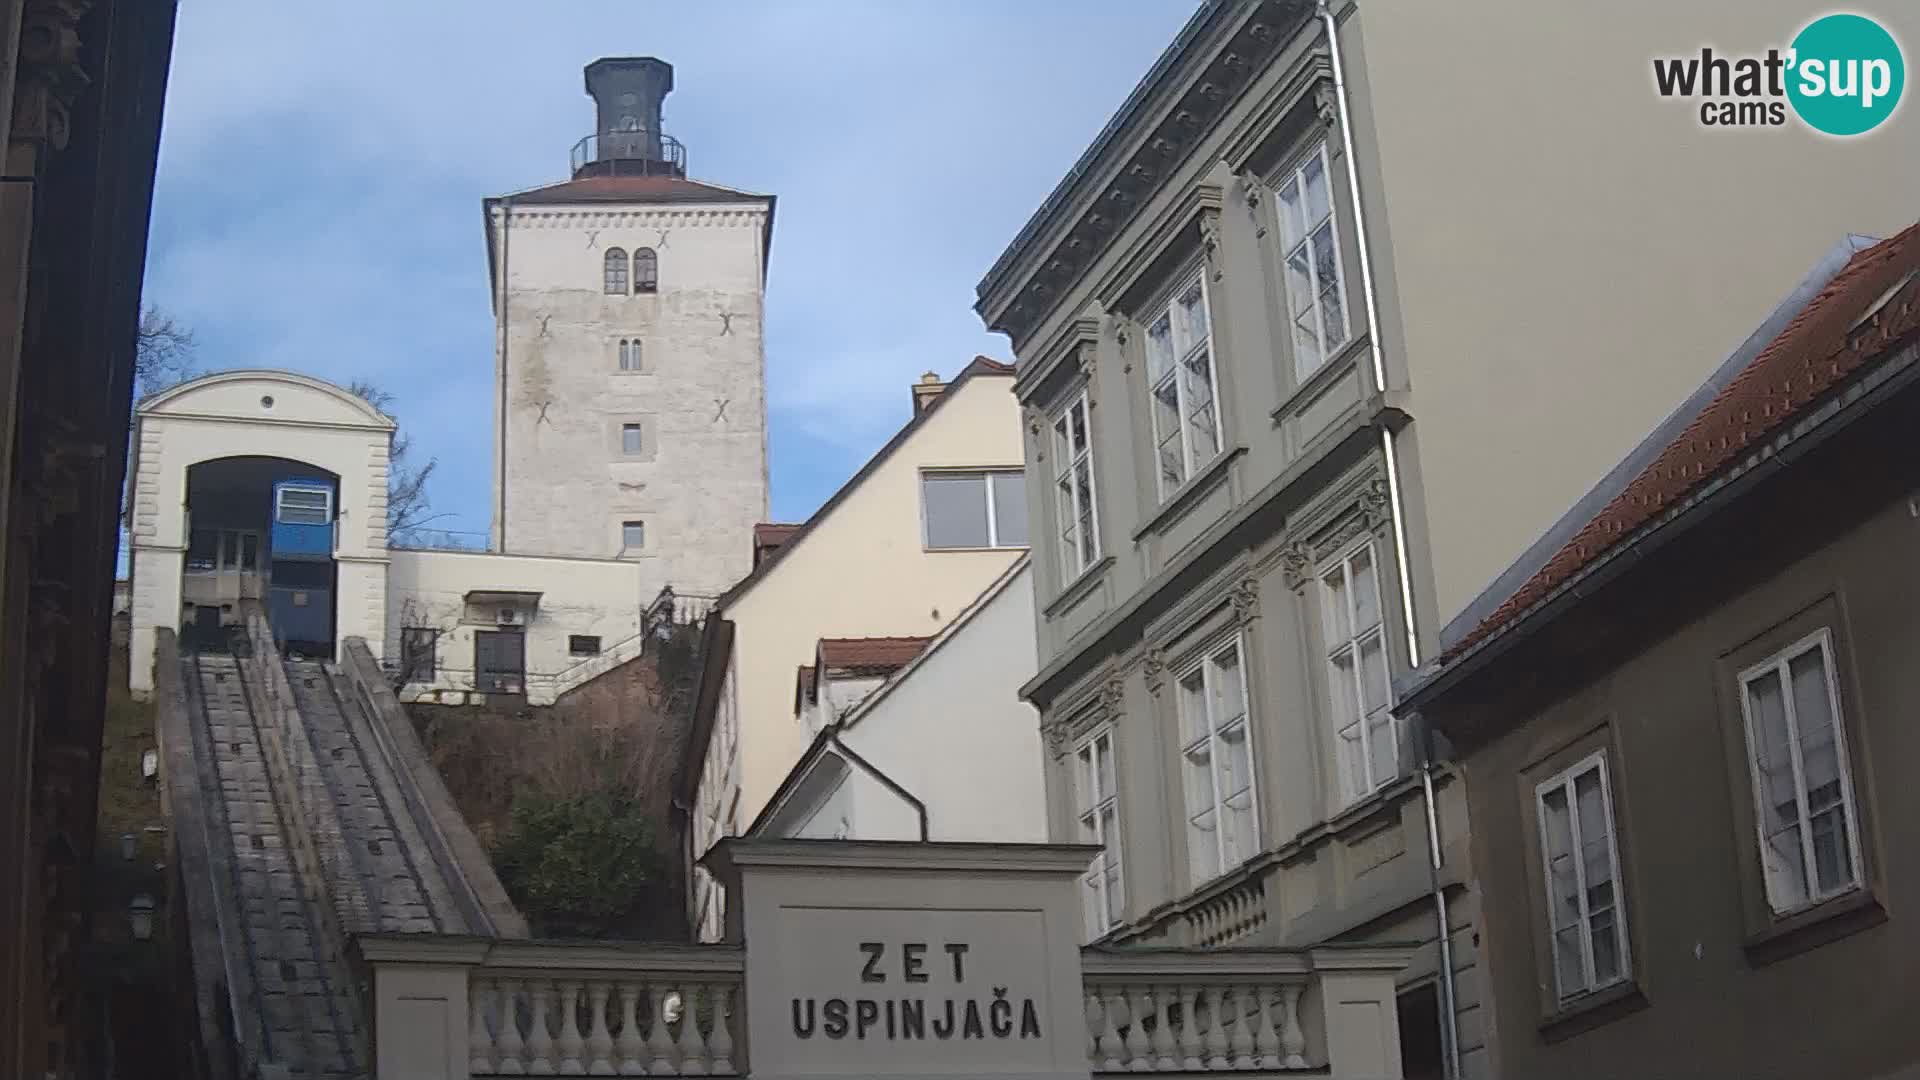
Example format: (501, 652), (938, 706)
(357, 937), (1411, 1079)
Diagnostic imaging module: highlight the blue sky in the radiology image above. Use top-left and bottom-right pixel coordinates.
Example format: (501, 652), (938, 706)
(143, 1), (1198, 539)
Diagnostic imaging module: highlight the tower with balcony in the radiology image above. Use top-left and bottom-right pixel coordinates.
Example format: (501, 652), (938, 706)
(484, 56), (773, 601)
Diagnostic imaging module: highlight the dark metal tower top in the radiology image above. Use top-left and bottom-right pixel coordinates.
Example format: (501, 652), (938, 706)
(572, 57), (687, 179)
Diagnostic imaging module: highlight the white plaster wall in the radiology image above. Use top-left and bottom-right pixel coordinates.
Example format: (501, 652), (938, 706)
(717, 372), (1026, 831)
(1343, 0), (1920, 624)
(837, 561), (1046, 843)
(386, 547), (645, 706)
(126, 372), (393, 697)
(490, 198), (769, 601)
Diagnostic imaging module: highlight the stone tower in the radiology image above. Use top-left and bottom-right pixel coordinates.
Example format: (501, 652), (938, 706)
(484, 57), (771, 599)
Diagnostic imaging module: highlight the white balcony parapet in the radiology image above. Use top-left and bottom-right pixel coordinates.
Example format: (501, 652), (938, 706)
(357, 936), (1412, 1080)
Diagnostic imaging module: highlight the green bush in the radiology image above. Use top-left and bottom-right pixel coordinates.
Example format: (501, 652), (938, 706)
(495, 788), (669, 938)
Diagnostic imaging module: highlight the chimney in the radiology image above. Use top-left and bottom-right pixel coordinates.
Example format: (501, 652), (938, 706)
(578, 57), (683, 177)
(911, 372), (946, 414)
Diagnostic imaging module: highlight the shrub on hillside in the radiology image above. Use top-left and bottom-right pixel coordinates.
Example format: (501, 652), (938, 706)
(494, 788), (669, 939)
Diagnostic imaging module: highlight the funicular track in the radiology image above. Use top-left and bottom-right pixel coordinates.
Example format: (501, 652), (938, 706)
(283, 658), (444, 934)
(184, 646), (363, 1078)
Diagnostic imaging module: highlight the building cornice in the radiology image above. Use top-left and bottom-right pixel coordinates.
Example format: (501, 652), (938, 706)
(975, 0), (1311, 351)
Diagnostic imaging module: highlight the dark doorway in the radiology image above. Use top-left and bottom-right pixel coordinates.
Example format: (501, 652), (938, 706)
(1397, 981), (1445, 1080)
(474, 629), (526, 694)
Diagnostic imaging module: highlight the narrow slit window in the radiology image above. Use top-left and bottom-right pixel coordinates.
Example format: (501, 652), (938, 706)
(622, 423), (643, 455)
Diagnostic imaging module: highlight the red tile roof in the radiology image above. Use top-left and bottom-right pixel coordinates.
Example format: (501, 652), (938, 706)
(817, 636), (933, 675)
(969, 355), (1015, 374)
(1446, 222), (1920, 663)
(504, 174), (767, 206)
(754, 522), (802, 547)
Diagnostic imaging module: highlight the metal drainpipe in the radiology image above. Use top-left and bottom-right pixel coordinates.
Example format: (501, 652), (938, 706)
(496, 197), (512, 552)
(1317, 2), (1461, 1076)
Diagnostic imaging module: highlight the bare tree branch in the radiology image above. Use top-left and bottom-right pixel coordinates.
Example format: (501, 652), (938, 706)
(345, 378), (441, 543)
(134, 304), (197, 396)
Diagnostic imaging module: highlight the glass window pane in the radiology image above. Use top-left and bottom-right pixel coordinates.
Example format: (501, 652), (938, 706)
(622, 521), (645, 549)
(1095, 736), (1115, 801)
(990, 472), (1028, 547)
(1178, 281), (1210, 351)
(1188, 807), (1219, 883)
(1350, 547), (1380, 631)
(622, 423), (643, 454)
(1359, 632), (1390, 718)
(1070, 399), (1089, 454)
(1218, 720), (1252, 802)
(240, 532), (259, 572)
(1303, 152), (1331, 229)
(1554, 927), (1587, 997)
(1212, 645), (1246, 725)
(1284, 245), (1319, 333)
(1157, 429), (1186, 493)
(1589, 907), (1621, 985)
(1745, 669), (1810, 908)
(1223, 786), (1256, 869)
(1277, 179), (1305, 248)
(1323, 564), (1353, 644)
(1147, 314), (1175, 382)
(1178, 667), (1210, 745)
(1104, 860), (1124, 922)
(923, 474), (989, 549)
(1320, 282), (1349, 351)
(1182, 350), (1220, 462)
(1540, 786), (1580, 931)
(187, 528), (218, 571)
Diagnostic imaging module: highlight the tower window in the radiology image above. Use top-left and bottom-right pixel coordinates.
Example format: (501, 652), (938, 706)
(621, 423), (643, 455)
(604, 247), (629, 295)
(618, 339), (642, 371)
(634, 248), (658, 294)
(622, 521), (646, 550)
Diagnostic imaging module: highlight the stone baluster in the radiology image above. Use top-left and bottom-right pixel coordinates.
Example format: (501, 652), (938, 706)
(1121, 986), (1151, 1071)
(585, 980), (615, 1074)
(615, 981), (645, 1076)
(1083, 992), (1104, 1068)
(496, 978), (528, 1074)
(470, 978), (495, 1075)
(1226, 987), (1256, 1068)
(1203, 987), (1231, 1069)
(1251, 984), (1281, 1069)
(556, 980), (586, 1074)
(1277, 984), (1307, 1069)
(677, 984), (711, 1075)
(526, 981), (557, 1075)
(1097, 987), (1125, 1070)
(709, 984), (737, 1074)
(647, 985), (677, 1074)
(1177, 985), (1204, 1070)
(1148, 985), (1176, 1071)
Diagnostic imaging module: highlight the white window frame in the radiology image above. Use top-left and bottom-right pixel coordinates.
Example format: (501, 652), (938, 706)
(1735, 627), (1865, 915)
(1534, 751), (1632, 1004)
(1051, 388), (1101, 578)
(1274, 142), (1352, 381)
(1174, 634), (1259, 885)
(1321, 538), (1398, 804)
(603, 247), (629, 295)
(1073, 724), (1124, 939)
(275, 485), (332, 526)
(920, 469), (1027, 550)
(1144, 272), (1223, 498)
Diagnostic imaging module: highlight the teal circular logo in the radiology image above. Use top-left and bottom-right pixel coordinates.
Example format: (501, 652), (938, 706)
(1787, 13), (1905, 136)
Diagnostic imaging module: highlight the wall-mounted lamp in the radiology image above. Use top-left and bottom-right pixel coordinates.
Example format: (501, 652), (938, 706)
(129, 894), (155, 942)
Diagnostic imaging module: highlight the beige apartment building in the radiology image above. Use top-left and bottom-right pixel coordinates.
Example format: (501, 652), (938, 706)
(679, 359), (1028, 942)
(973, 2), (1917, 1078)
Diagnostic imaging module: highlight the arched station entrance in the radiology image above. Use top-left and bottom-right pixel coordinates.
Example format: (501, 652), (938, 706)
(180, 456), (341, 655)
